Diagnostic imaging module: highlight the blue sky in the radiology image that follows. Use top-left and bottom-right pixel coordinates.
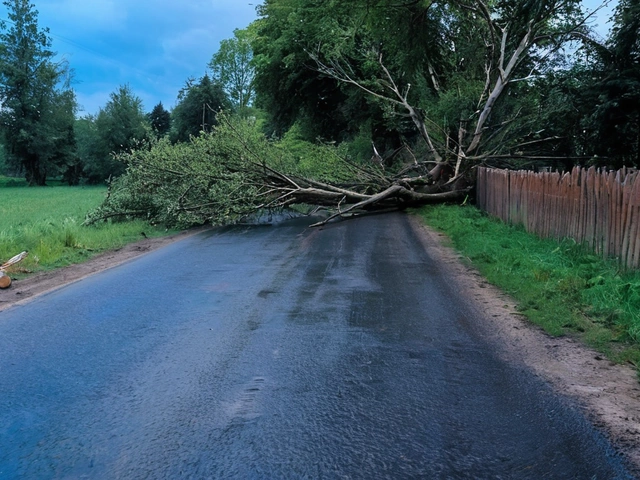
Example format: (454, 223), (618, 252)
(0, 0), (259, 115)
(0, 1), (617, 117)
(584, 0), (617, 37)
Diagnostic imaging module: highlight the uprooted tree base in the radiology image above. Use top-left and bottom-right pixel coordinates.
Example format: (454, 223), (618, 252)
(244, 167), (472, 227)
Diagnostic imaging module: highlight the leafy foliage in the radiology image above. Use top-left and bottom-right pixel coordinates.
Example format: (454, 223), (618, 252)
(524, 0), (640, 170)
(590, 0), (640, 167)
(86, 116), (272, 228)
(251, 0), (369, 140)
(209, 28), (257, 113)
(92, 137), (258, 228)
(82, 85), (150, 183)
(74, 115), (102, 181)
(251, 0), (587, 165)
(86, 114), (362, 228)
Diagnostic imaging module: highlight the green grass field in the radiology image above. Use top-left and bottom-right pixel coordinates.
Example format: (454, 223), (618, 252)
(0, 176), (174, 276)
(418, 204), (640, 368)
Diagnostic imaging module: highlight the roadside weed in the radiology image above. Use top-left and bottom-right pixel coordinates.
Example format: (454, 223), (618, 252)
(0, 181), (174, 276)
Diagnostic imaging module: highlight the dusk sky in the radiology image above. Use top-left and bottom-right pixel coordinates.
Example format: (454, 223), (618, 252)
(0, 1), (617, 117)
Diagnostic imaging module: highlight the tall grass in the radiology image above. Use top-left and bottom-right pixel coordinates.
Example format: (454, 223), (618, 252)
(0, 177), (174, 276)
(418, 204), (640, 366)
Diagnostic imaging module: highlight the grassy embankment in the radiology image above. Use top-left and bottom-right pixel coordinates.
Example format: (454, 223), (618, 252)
(418, 204), (640, 368)
(0, 176), (175, 278)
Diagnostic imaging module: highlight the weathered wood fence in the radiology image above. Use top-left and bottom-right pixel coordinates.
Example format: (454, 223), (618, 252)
(476, 166), (640, 269)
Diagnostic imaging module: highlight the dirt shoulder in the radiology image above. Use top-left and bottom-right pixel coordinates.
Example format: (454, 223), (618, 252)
(410, 216), (640, 475)
(0, 228), (206, 312)
(2, 218), (639, 473)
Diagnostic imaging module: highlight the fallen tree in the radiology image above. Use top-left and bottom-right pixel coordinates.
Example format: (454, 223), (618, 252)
(85, 113), (472, 228)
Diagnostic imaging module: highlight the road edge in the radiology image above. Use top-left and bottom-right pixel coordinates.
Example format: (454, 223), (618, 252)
(0, 227), (208, 313)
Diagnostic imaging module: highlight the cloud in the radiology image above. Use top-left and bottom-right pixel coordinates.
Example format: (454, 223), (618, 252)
(161, 28), (218, 72)
(37, 0), (127, 32)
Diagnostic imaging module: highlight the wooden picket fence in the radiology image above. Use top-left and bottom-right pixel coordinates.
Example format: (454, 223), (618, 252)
(476, 166), (640, 269)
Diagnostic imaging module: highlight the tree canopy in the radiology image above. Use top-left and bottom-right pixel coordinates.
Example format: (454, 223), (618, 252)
(209, 28), (257, 114)
(592, 0), (640, 166)
(148, 102), (172, 138)
(252, 0), (588, 164)
(80, 85), (150, 183)
(171, 75), (232, 143)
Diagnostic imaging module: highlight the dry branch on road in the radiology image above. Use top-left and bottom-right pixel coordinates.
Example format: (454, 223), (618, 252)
(0, 251), (28, 289)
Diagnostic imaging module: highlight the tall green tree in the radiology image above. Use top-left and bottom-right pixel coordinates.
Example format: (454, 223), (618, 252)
(171, 75), (231, 143)
(251, 0), (363, 139)
(251, 0), (489, 142)
(0, 0), (77, 185)
(536, 0), (640, 169)
(51, 88), (81, 185)
(148, 101), (171, 138)
(209, 28), (257, 114)
(83, 84), (149, 183)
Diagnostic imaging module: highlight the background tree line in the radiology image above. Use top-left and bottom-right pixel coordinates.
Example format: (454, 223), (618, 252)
(1, 0), (638, 192)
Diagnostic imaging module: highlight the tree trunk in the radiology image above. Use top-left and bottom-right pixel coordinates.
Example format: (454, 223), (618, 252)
(24, 154), (47, 186)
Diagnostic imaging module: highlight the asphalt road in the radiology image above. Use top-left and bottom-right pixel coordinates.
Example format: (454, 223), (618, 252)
(0, 213), (634, 479)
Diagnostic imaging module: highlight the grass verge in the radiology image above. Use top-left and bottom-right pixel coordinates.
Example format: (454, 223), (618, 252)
(0, 177), (176, 277)
(417, 204), (640, 368)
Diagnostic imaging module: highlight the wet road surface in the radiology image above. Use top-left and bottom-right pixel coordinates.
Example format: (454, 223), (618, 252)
(0, 213), (634, 479)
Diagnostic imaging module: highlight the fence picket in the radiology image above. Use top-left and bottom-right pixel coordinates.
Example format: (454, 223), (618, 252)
(621, 175), (633, 266)
(477, 166), (640, 270)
